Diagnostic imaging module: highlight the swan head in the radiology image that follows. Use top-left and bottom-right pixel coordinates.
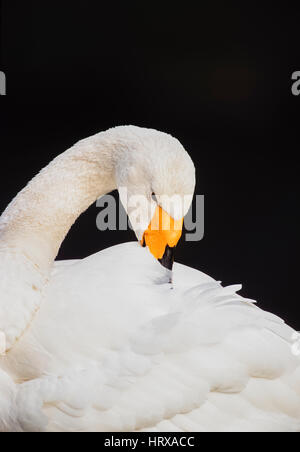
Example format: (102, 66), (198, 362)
(114, 126), (196, 270)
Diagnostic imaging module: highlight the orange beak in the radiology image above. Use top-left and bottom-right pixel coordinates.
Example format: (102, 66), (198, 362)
(141, 205), (183, 270)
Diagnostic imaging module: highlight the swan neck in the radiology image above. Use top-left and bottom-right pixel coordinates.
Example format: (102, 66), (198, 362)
(0, 131), (118, 272)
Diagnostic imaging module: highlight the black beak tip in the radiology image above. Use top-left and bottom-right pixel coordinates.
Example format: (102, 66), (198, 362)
(158, 245), (175, 271)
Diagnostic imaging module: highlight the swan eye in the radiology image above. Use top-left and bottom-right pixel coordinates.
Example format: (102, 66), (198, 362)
(152, 192), (158, 203)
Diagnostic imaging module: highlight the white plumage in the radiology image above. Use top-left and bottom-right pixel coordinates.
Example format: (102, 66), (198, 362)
(0, 126), (299, 432)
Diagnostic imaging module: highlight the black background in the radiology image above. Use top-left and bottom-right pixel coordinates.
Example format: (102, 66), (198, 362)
(0, 2), (299, 328)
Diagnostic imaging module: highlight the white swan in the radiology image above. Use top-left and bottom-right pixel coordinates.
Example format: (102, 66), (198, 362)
(0, 126), (299, 432)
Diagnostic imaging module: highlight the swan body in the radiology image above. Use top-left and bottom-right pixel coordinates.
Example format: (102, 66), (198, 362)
(0, 126), (299, 432)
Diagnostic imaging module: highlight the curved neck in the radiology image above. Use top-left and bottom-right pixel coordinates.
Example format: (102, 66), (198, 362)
(0, 130), (119, 273)
(0, 127), (144, 350)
